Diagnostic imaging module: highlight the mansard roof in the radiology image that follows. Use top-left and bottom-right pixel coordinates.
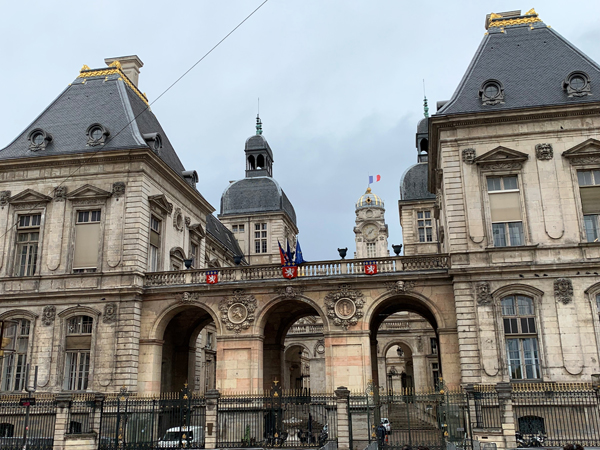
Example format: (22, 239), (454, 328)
(206, 214), (245, 259)
(437, 10), (600, 115)
(0, 63), (186, 175)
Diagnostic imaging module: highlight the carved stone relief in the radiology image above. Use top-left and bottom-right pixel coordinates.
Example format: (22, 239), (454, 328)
(476, 282), (493, 306)
(554, 278), (573, 304)
(173, 208), (184, 231)
(485, 162), (522, 171)
(314, 339), (325, 356)
(385, 280), (416, 294)
(219, 290), (257, 333)
(571, 156), (600, 165)
(276, 285), (304, 299)
(462, 148), (476, 164)
(535, 143), (553, 161)
(185, 216), (191, 227)
(54, 186), (67, 202)
(42, 305), (56, 326)
(103, 303), (118, 324)
(180, 292), (199, 304)
(112, 182), (126, 197)
(324, 284), (364, 330)
(0, 191), (10, 207)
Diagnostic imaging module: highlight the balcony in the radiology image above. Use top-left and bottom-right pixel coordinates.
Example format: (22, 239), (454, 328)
(145, 255), (449, 287)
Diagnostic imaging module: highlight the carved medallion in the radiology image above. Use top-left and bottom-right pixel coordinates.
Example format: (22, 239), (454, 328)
(219, 290), (257, 333)
(462, 148), (476, 164)
(103, 303), (118, 324)
(54, 186), (67, 202)
(385, 280), (416, 294)
(185, 216), (191, 227)
(180, 292), (199, 304)
(325, 284), (364, 330)
(173, 208), (184, 231)
(535, 143), (553, 161)
(0, 191), (10, 207)
(476, 282), (492, 306)
(554, 278), (573, 304)
(276, 285), (304, 299)
(112, 182), (126, 197)
(314, 339), (325, 356)
(42, 305), (56, 326)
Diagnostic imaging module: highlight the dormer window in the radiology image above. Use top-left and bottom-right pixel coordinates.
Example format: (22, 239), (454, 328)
(28, 128), (52, 151)
(563, 71), (591, 97)
(479, 80), (505, 106)
(86, 123), (109, 147)
(142, 133), (163, 152)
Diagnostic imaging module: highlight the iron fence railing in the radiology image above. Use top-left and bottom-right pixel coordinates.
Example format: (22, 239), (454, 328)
(67, 393), (97, 435)
(217, 388), (337, 448)
(0, 394), (56, 450)
(468, 386), (501, 429)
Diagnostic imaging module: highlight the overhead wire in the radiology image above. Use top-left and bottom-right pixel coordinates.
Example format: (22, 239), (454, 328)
(0, 0), (270, 244)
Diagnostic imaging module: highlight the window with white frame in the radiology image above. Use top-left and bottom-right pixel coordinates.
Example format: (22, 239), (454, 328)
(64, 316), (93, 391)
(1, 319), (30, 391)
(417, 211), (433, 242)
(487, 176), (524, 247)
(190, 241), (199, 269)
(73, 210), (101, 272)
(149, 216), (161, 271)
(577, 170), (600, 242)
(15, 214), (41, 276)
(254, 223), (267, 253)
(502, 295), (540, 380)
(366, 242), (376, 258)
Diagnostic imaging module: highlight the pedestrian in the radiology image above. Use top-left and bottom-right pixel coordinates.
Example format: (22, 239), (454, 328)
(377, 422), (387, 449)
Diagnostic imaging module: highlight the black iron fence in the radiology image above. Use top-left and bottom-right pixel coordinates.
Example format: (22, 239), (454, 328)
(217, 386), (337, 448)
(0, 394), (56, 450)
(67, 393), (97, 435)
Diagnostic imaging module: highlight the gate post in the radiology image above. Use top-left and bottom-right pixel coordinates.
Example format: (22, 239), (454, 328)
(53, 393), (72, 450)
(335, 386), (351, 450)
(92, 394), (105, 436)
(495, 382), (517, 450)
(205, 388), (220, 449)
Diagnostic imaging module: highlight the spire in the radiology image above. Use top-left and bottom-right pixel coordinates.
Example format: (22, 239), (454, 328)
(256, 114), (263, 135)
(423, 96), (429, 118)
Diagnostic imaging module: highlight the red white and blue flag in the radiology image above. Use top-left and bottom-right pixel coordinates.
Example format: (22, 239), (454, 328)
(364, 261), (378, 275)
(206, 270), (218, 284)
(368, 175), (381, 184)
(282, 263), (298, 279)
(278, 240), (291, 265)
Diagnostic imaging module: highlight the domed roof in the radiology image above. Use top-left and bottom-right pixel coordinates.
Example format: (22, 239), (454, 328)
(356, 187), (384, 209)
(417, 118), (428, 134)
(400, 162), (436, 201)
(220, 176), (296, 225)
(245, 134), (273, 160)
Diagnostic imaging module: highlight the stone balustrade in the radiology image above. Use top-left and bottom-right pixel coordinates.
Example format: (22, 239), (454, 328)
(145, 255), (449, 287)
(287, 323), (325, 334)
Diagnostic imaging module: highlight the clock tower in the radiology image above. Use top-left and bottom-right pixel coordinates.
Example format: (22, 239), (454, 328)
(354, 187), (389, 258)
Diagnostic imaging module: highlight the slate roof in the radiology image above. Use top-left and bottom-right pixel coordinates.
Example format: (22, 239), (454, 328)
(0, 67), (186, 174)
(400, 162), (435, 201)
(206, 214), (245, 259)
(245, 134), (274, 160)
(219, 176), (297, 225)
(437, 17), (600, 115)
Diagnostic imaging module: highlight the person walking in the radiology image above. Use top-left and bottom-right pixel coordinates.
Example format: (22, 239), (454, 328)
(376, 422), (387, 449)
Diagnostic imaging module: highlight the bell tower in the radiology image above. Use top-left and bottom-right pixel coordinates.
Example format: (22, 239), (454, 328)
(245, 115), (273, 178)
(354, 187), (389, 258)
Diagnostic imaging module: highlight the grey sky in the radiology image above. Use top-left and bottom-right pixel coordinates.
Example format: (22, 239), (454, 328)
(2, 1), (600, 261)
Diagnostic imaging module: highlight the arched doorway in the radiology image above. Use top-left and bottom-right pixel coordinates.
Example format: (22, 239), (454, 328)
(260, 299), (325, 391)
(160, 305), (216, 393)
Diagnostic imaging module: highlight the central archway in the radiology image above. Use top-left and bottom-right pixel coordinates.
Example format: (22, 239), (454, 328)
(259, 298), (326, 391)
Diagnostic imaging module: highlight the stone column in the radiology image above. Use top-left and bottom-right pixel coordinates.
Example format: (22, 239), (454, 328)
(204, 389), (220, 450)
(53, 394), (72, 450)
(496, 382), (516, 450)
(335, 386), (351, 450)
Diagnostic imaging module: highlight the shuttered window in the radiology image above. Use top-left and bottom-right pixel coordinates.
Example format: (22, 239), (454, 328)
(73, 211), (101, 270)
(487, 176), (523, 247)
(578, 170), (600, 242)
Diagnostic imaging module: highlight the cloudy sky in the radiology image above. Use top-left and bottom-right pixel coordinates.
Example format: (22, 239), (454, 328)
(2, 1), (600, 261)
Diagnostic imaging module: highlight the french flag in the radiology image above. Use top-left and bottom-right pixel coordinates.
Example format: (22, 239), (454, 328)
(369, 175), (381, 184)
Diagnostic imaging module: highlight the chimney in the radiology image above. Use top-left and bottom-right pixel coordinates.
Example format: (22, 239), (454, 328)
(104, 55), (144, 87)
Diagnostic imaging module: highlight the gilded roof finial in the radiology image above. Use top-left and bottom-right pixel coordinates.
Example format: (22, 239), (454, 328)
(256, 114), (263, 136)
(80, 65), (91, 73)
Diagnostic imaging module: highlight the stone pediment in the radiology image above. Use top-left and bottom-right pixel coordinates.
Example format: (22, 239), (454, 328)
(9, 189), (52, 205)
(148, 194), (173, 216)
(67, 184), (112, 200)
(562, 138), (600, 165)
(189, 223), (205, 238)
(474, 146), (528, 170)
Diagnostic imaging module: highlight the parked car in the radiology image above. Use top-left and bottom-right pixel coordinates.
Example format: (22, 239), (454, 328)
(381, 418), (391, 433)
(157, 426), (204, 448)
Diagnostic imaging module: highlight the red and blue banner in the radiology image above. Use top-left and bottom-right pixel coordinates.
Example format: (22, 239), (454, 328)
(364, 261), (378, 275)
(282, 263), (298, 279)
(206, 270), (218, 284)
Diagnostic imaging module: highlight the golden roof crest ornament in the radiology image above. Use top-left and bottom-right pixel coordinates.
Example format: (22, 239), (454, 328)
(488, 8), (541, 28)
(75, 63), (148, 105)
(109, 60), (122, 69)
(80, 64), (91, 72)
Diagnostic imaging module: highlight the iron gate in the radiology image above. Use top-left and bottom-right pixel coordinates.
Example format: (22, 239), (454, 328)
(98, 386), (206, 449)
(217, 383), (337, 448)
(0, 394), (56, 450)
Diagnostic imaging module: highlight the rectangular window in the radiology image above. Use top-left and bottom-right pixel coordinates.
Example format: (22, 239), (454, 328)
(73, 210), (101, 271)
(432, 362), (440, 389)
(149, 216), (161, 271)
(232, 224), (245, 233)
(64, 316), (92, 391)
(366, 242), (376, 258)
(254, 223), (268, 253)
(502, 295), (540, 380)
(15, 214), (41, 276)
(506, 338), (540, 380)
(578, 170), (600, 242)
(488, 176), (523, 247)
(232, 225), (238, 233)
(191, 242), (198, 268)
(1, 320), (30, 392)
(430, 337), (438, 355)
(417, 211), (433, 242)
(238, 224), (245, 233)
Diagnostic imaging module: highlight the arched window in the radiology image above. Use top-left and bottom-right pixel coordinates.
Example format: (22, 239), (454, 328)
(502, 295), (540, 380)
(247, 155), (255, 170)
(64, 315), (93, 391)
(1, 319), (30, 392)
(257, 154), (265, 169)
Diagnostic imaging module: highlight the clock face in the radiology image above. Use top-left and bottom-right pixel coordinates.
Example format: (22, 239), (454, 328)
(363, 224), (378, 240)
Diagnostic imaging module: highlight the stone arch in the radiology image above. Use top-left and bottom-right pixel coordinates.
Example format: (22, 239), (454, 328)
(366, 291), (446, 332)
(492, 283), (544, 302)
(255, 294), (329, 334)
(57, 305), (101, 320)
(381, 339), (414, 358)
(149, 302), (220, 341)
(0, 309), (38, 321)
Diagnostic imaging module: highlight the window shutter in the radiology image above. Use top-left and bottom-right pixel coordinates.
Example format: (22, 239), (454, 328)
(73, 223), (100, 268)
(65, 335), (92, 350)
(489, 192), (521, 222)
(580, 186), (600, 214)
(150, 229), (160, 247)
